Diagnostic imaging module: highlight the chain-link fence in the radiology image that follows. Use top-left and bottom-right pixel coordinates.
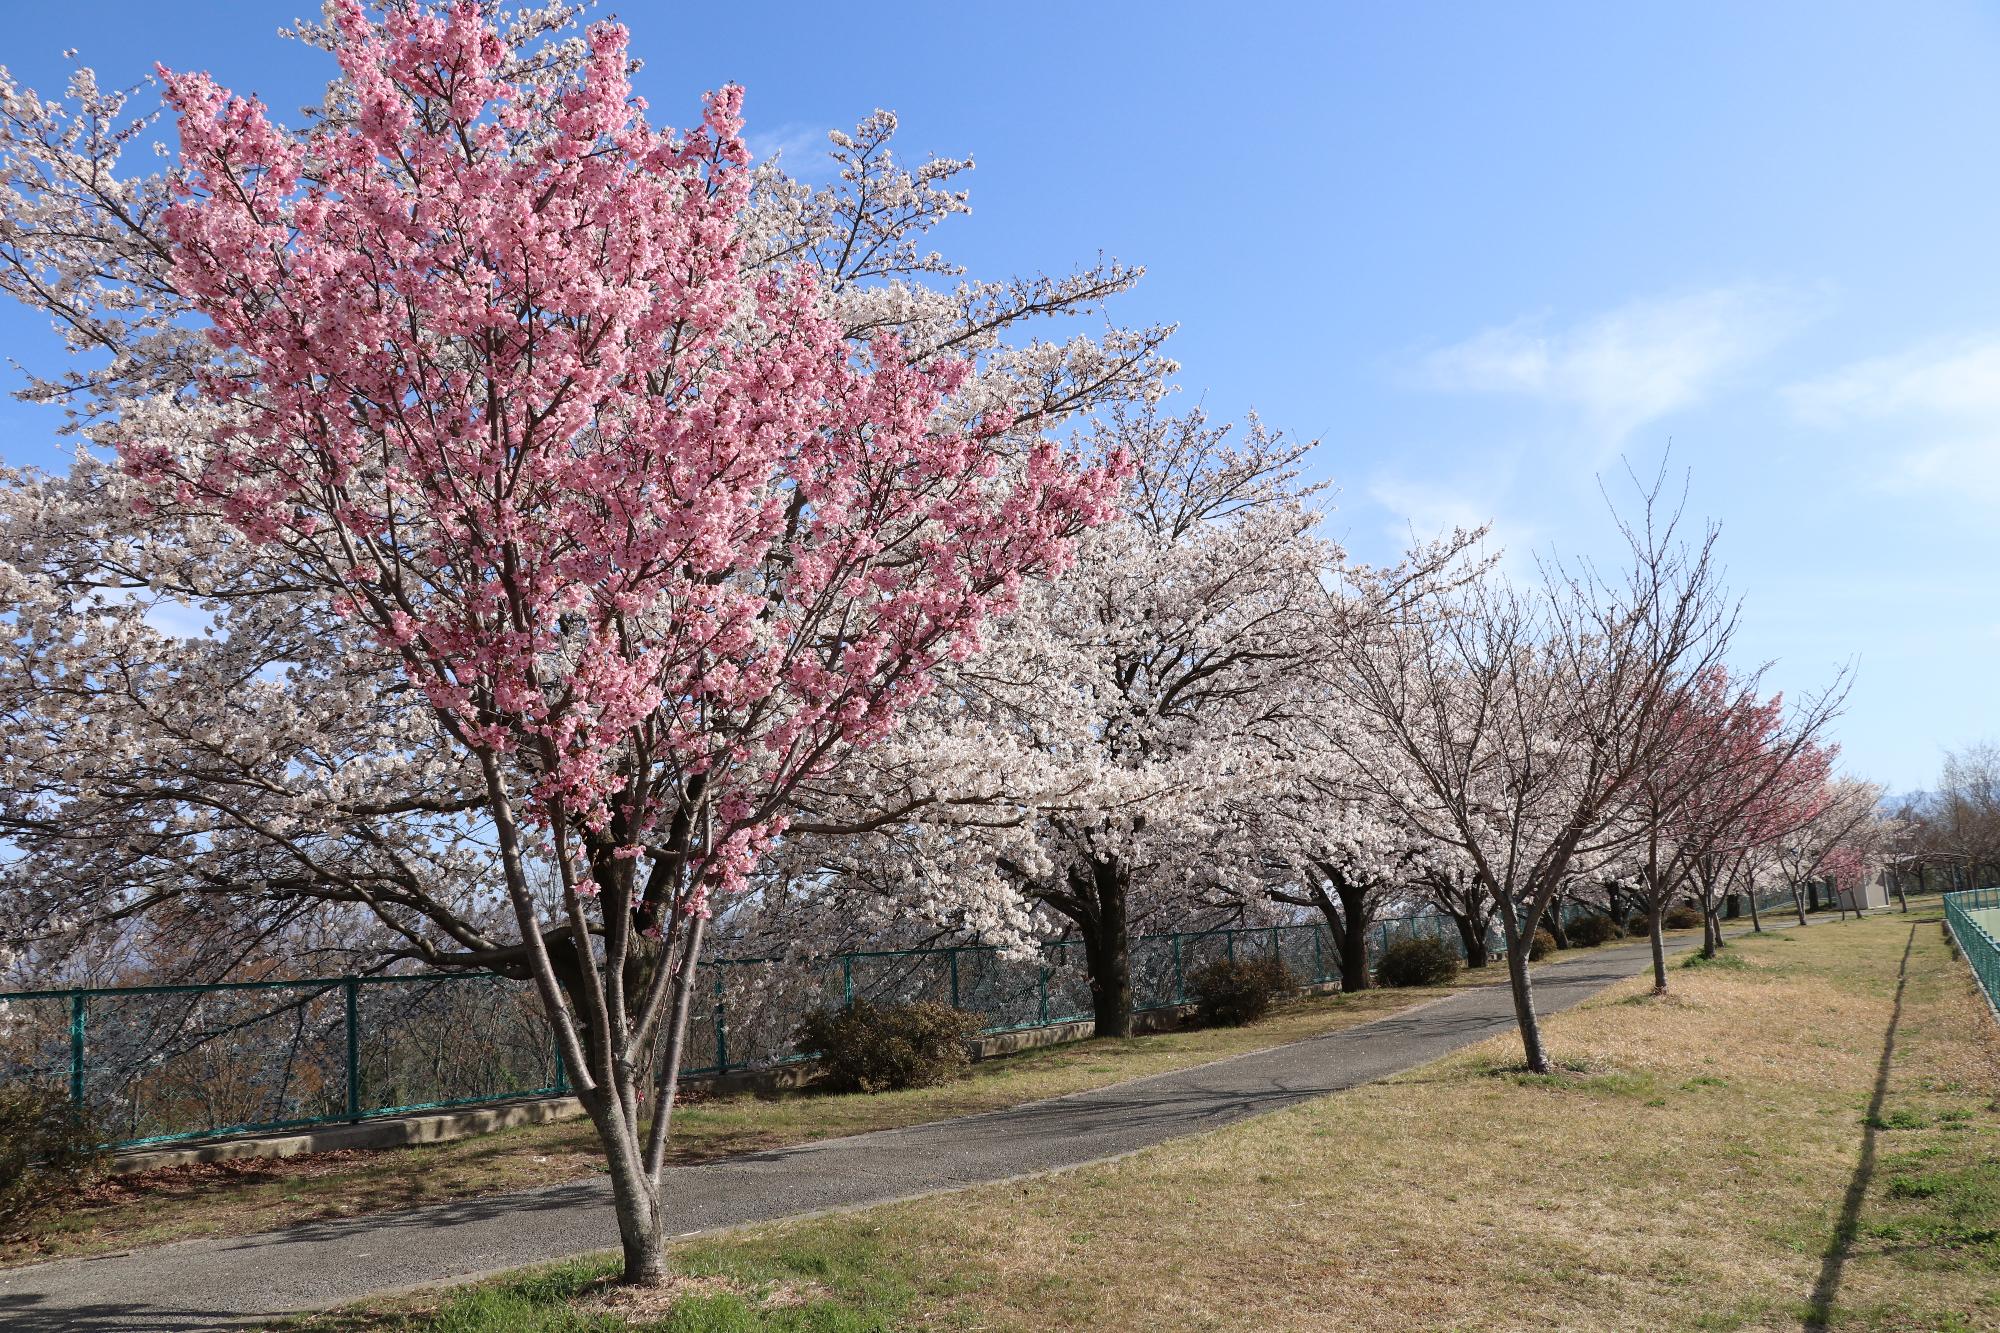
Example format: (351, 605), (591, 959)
(2, 909), (1521, 1150)
(1944, 887), (2000, 1021)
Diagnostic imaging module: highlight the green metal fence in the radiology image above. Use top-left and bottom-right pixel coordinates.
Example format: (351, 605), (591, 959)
(1, 910), (1501, 1150)
(1943, 887), (2000, 1021)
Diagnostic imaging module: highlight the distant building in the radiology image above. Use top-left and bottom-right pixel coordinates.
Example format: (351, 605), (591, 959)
(1835, 871), (1892, 913)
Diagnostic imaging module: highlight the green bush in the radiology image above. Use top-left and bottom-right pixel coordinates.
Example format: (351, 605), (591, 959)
(1624, 913), (1651, 936)
(1376, 935), (1461, 987)
(0, 1085), (103, 1240)
(1567, 914), (1624, 948)
(1527, 928), (1558, 961)
(1663, 904), (1704, 930)
(794, 999), (981, 1093)
(1188, 956), (1295, 1026)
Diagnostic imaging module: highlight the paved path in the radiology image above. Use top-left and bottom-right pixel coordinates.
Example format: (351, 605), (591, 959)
(0, 933), (1719, 1330)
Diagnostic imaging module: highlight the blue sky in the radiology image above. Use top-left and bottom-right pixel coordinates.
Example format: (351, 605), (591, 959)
(3, 1), (1997, 792)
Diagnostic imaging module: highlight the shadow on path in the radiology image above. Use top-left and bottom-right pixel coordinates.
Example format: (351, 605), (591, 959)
(1806, 923), (1915, 1330)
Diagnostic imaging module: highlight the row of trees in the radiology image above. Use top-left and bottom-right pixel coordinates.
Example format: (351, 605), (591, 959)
(1887, 744), (2000, 891)
(0, 2), (1878, 1286)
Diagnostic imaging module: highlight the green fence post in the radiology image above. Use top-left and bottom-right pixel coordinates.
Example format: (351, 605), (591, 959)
(948, 949), (961, 1010)
(553, 1032), (567, 1095)
(842, 954), (854, 1008)
(1171, 933), (1185, 1003)
(68, 992), (85, 1117)
(1313, 928), (1324, 983)
(1269, 924), (1280, 963)
(1226, 930), (1236, 964)
(713, 971), (728, 1071)
(344, 976), (362, 1122)
(1038, 952), (1051, 1026)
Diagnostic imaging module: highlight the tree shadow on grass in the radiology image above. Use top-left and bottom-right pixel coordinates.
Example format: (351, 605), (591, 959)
(1806, 924), (1915, 1331)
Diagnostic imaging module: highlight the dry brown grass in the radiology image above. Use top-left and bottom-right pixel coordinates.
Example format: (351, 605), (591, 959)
(641, 911), (1999, 1332)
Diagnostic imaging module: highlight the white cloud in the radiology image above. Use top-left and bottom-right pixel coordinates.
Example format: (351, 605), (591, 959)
(1418, 286), (1809, 445)
(1786, 335), (2000, 503)
(1366, 474), (1496, 540)
(1366, 473), (1539, 577)
(745, 123), (837, 180)
(1785, 335), (2000, 424)
(1882, 437), (2000, 502)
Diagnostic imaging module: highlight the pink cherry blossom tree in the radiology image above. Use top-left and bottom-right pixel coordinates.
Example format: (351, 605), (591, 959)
(1765, 778), (1885, 924)
(6, 2), (1121, 1284)
(1628, 664), (1846, 986)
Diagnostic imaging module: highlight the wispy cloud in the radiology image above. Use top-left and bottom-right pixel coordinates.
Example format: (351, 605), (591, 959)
(1366, 474), (1498, 540)
(1785, 335), (2000, 423)
(1416, 286), (1811, 446)
(1366, 471), (1539, 577)
(745, 122), (837, 180)
(1786, 335), (2000, 502)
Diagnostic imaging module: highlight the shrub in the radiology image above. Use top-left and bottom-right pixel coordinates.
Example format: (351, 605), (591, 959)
(794, 999), (981, 1093)
(1188, 956), (1295, 1027)
(1376, 935), (1462, 987)
(1663, 904), (1704, 930)
(1567, 914), (1624, 948)
(0, 1085), (103, 1240)
(1527, 929), (1557, 961)
(1624, 914), (1651, 936)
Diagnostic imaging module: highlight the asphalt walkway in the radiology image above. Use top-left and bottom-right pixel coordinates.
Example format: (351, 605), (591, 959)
(0, 931), (1724, 1330)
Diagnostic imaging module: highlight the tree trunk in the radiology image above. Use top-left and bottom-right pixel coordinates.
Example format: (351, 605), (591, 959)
(1499, 910), (1551, 1073)
(1700, 901), (1718, 959)
(1081, 860), (1133, 1038)
(1748, 886), (1763, 933)
(1329, 877), (1375, 991)
(1452, 911), (1490, 968)
(588, 1090), (667, 1285)
(1544, 905), (1572, 950)
(1648, 905), (1669, 994)
(1793, 883), (1809, 928)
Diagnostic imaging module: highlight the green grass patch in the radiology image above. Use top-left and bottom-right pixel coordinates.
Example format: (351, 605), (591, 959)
(1680, 951), (1750, 972)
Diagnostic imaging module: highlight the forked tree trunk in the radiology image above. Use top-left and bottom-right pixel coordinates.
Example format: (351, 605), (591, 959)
(587, 1087), (669, 1285)
(1317, 874), (1377, 992)
(556, 916), (708, 1288)
(1748, 888), (1763, 933)
(1792, 883), (1809, 928)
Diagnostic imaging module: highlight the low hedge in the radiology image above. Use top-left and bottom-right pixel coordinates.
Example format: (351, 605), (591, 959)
(1376, 935), (1461, 987)
(0, 1085), (103, 1240)
(1566, 914), (1624, 948)
(795, 999), (982, 1093)
(1189, 956), (1295, 1026)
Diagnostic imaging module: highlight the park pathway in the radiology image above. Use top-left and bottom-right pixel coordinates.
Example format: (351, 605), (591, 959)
(0, 930), (1733, 1330)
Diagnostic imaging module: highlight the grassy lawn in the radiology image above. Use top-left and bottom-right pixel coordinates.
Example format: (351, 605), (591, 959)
(283, 910), (2000, 1332)
(7, 966), (1510, 1268)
